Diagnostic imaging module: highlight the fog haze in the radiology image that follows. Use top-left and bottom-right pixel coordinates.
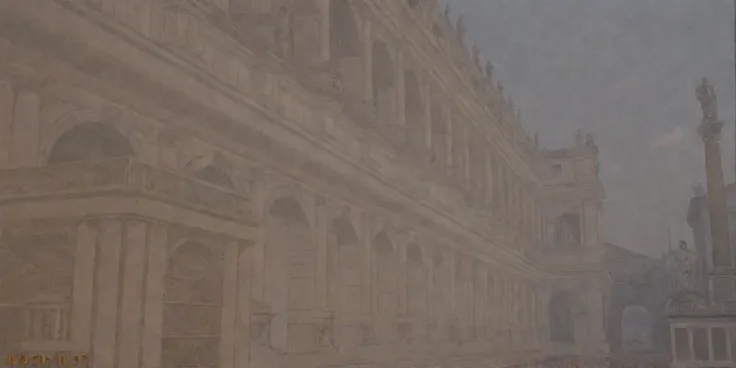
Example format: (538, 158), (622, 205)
(445, 0), (736, 255)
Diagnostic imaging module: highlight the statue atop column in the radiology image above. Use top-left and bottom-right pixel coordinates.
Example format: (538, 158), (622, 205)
(696, 77), (718, 123)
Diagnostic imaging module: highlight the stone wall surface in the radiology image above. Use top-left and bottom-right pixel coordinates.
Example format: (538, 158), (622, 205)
(0, 1), (609, 367)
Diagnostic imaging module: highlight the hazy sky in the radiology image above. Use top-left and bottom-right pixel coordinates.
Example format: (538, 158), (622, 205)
(445, 0), (736, 256)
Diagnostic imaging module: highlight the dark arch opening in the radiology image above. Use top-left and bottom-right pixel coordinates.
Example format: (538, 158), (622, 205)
(162, 241), (222, 368)
(194, 165), (235, 190)
(330, 0), (361, 58)
(549, 290), (575, 343)
(554, 213), (582, 249)
(47, 122), (133, 165)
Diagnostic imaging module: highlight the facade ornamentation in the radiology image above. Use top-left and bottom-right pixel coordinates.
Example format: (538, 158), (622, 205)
(0, 1), (609, 367)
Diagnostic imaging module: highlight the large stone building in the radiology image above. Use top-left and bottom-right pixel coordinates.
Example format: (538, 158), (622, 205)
(0, 1), (608, 367)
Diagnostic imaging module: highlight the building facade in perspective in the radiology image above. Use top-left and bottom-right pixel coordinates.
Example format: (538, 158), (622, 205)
(0, 1), (608, 367)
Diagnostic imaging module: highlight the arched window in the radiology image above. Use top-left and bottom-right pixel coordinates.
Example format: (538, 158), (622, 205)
(554, 213), (582, 250)
(404, 71), (425, 152)
(47, 122), (133, 164)
(549, 291), (575, 343)
(372, 41), (396, 122)
(406, 244), (426, 316)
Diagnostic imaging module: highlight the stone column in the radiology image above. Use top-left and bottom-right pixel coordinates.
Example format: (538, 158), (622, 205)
(235, 245), (253, 368)
(71, 222), (97, 352)
(220, 241), (240, 368)
(314, 198), (329, 309)
(698, 117), (734, 300)
(0, 79), (14, 167)
(10, 87), (41, 167)
(92, 221), (124, 368)
(141, 224), (168, 368)
(118, 222), (149, 368)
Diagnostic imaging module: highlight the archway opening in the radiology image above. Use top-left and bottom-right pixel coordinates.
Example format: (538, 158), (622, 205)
(268, 197), (315, 311)
(372, 41), (396, 123)
(404, 71), (424, 152)
(372, 231), (397, 341)
(327, 215), (361, 316)
(621, 304), (653, 352)
(47, 122), (133, 165)
(329, 0), (361, 59)
(430, 92), (447, 172)
(162, 241), (222, 368)
(549, 290), (576, 343)
(406, 244), (426, 316)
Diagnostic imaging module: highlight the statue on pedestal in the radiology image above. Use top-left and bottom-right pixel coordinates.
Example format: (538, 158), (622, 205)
(696, 77), (718, 122)
(667, 241), (696, 292)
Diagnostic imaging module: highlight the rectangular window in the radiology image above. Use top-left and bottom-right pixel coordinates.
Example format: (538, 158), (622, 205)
(712, 328), (728, 360)
(551, 164), (562, 175)
(693, 328), (709, 360)
(674, 328), (691, 361)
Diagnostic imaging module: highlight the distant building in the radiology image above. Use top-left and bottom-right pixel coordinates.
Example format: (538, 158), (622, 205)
(603, 243), (671, 368)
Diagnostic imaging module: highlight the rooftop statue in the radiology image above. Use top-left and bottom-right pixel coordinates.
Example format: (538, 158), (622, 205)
(696, 77), (718, 122)
(455, 15), (466, 41)
(485, 61), (494, 80)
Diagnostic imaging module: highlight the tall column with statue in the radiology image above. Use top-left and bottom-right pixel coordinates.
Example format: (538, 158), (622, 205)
(695, 77), (734, 302)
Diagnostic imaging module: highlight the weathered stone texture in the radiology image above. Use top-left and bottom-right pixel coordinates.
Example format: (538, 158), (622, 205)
(0, 1), (609, 367)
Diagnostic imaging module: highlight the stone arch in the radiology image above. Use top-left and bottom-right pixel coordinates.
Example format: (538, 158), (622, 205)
(372, 230), (398, 341)
(621, 304), (653, 352)
(329, 0), (361, 59)
(406, 243), (426, 316)
(162, 240), (222, 368)
(554, 213), (582, 250)
(404, 70), (425, 151)
(266, 196), (316, 311)
(327, 214), (362, 316)
(46, 122), (133, 165)
(372, 40), (396, 122)
(0, 230), (74, 342)
(549, 290), (576, 343)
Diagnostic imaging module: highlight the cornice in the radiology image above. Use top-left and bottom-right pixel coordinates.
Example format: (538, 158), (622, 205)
(360, 0), (540, 184)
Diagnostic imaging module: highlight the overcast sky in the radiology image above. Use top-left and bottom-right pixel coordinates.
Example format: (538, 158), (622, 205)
(444, 0), (736, 256)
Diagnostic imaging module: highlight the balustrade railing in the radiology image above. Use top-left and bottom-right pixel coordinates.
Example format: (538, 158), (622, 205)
(0, 302), (71, 343)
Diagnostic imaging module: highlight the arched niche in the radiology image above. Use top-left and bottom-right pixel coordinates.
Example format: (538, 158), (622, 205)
(406, 243), (426, 316)
(162, 240), (222, 368)
(404, 70), (425, 151)
(267, 196), (316, 311)
(549, 290), (576, 344)
(371, 40), (396, 122)
(326, 215), (362, 316)
(47, 122), (133, 165)
(554, 213), (582, 250)
(621, 304), (653, 352)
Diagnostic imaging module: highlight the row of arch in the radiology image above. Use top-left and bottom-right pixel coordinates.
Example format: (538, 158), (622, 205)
(44, 119), (580, 331)
(2, 119), (584, 366)
(234, 0), (550, 247)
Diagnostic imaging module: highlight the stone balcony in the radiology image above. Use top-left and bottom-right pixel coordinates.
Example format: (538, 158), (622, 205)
(0, 158), (258, 240)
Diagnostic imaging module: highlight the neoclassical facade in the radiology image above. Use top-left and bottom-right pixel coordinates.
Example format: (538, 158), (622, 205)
(0, 1), (608, 367)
